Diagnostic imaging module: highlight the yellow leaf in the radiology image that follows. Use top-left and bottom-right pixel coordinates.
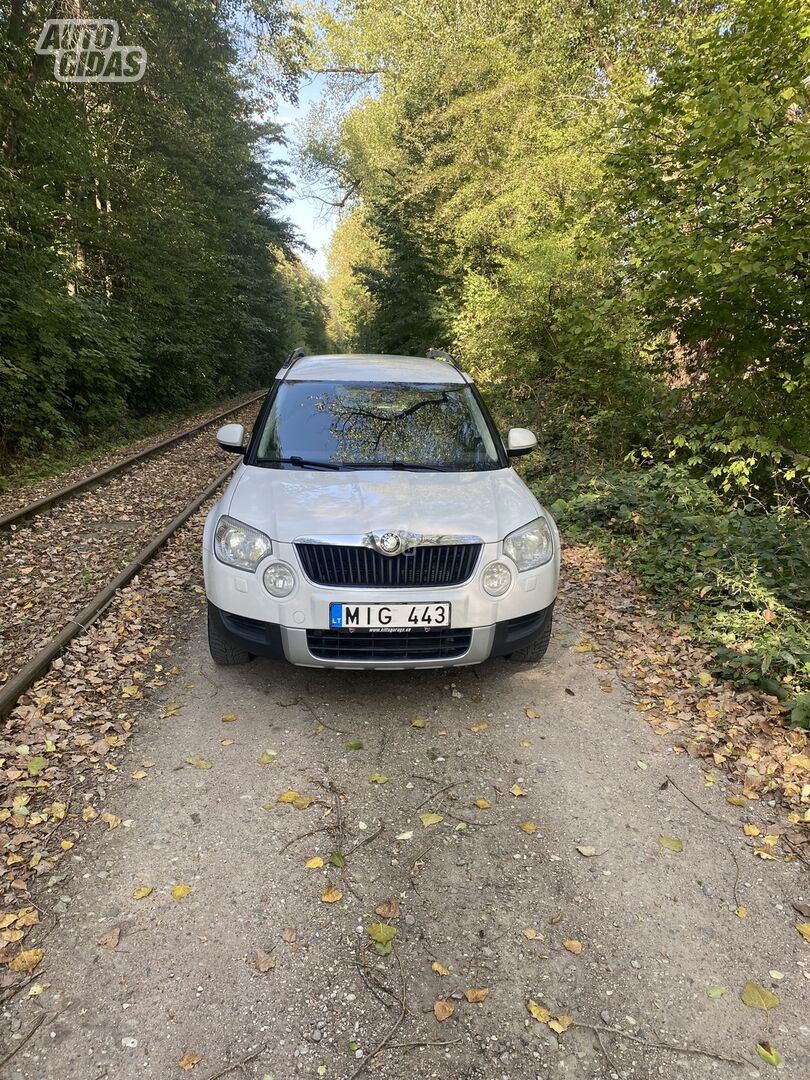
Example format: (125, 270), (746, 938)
(60, 839), (74, 851)
(657, 835), (684, 853)
(563, 939), (583, 955)
(433, 999), (454, 1022)
(509, 784), (526, 797)
(277, 790), (300, 804)
(519, 740), (532, 748)
(178, 1051), (202, 1071)
(519, 821), (537, 834)
(464, 988), (489, 1003)
(419, 813), (443, 827)
(756, 1042), (782, 1068)
(161, 703), (182, 718)
(762, 834), (778, 847)
(184, 756), (212, 770)
(9, 947), (43, 973)
(305, 857), (324, 869)
(527, 1000), (551, 1023)
(468, 722), (489, 733)
(171, 884), (192, 900)
(549, 1014), (573, 1034)
(411, 718), (427, 728)
(743, 823), (760, 836)
(525, 708), (540, 719)
(698, 672), (712, 687)
(221, 714), (237, 722)
(574, 641), (595, 652)
(132, 885), (152, 899)
(292, 795), (315, 810)
(474, 799), (492, 810)
(321, 885), (343, 904)
(131, 770), (148, 780)
(257, 750), (277, 765)
(28, 982), (48, 997)
(221, 738), (235, 747)
(100, 812), (121, 830)
(795, 922), (810, 943)
(740, 980), (780, 1011)
(726, 795), (747, 806)
(736, 906), (747, 919)
(367, 923), (397, 945)
(369, 772), (388, 784)
(576, 845), (597, 857)
(522, 928), (542, 940)
(753, 848), (777, 860)
(262, 803), (274, 812)
(432, 961), (450, 976)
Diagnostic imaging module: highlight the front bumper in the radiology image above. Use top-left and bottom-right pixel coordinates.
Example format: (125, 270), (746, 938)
(209, 600), (554, 670)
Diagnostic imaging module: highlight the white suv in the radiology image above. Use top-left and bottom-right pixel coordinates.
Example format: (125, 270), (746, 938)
(203, 351), (559, 669)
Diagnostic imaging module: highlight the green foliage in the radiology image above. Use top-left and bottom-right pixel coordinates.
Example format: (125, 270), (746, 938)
(543, 464), (810, 709)
(0, 0), (327, 461)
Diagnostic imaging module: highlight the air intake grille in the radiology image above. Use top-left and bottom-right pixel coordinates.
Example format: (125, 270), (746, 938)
(295, 543), (481, 588)
(306, 628), (472, 661)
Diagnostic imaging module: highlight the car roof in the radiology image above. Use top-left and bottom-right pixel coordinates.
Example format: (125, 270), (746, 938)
(274, 353), (471, 385)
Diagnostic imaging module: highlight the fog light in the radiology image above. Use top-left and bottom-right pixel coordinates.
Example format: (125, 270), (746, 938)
(263, 562), (296, 597)
(482, 561), (513, 597)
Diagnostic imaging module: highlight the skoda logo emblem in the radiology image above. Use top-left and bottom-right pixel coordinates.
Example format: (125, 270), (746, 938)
(378, 531), (402, 555)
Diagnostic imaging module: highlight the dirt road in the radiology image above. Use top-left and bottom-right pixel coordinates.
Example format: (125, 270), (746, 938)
(4, 616), (809, 1079)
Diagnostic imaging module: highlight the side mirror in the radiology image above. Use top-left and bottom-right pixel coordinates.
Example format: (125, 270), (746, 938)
(216, 423), (245, 454)
(506, 427), (537, 457)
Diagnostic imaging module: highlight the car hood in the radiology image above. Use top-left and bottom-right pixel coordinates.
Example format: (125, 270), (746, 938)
(224, 465), (541, 544)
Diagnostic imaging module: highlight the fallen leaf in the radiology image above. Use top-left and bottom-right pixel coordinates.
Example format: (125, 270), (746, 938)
(222, 714), (237, 722)
(367, 923), (397, 946)
(329, 852), (347, 868)
(525, 708), (540, 719)
(257, 750), (277, 765)
(743, 823), (760, 837)
(753, 848), (777, 860)
(179, 1051), (202, 1071)
(549, 1014), (573, 1034)
(740, 980), (779, 1011)
(184, 756), (212, 770)
(795, 922), (810, 944)
(431, 961), (449, 976)
(756, 1042), (782, 1067)
(60, 839), (74, 851)
(346, 739), (364, 751)
(736, 906), (747, 919)
(563, 939), (583, 955)
(706, 986), (725, 999)
(369, 772), (388, 784)
(657, 835), (684, 852)
(305, 857), (324, 869)
(292, 796), (315, 810)
(100, 812), (121, 830)
(375, 898), (401, 919)
(171, 884), (192, 900)
(321, 885), (343, 904)
(28, 982), (48, 996)
(395, 830), (413, 841)
(9, 948), (43, 973)
(281, 927), (297, 943)
(419, 813), (443, 827)
(697, 672), (712, 687)
(519, 821), (537, 834)
(161, 703), (182, 717)
(527, 1000), (551, 1023)
(433, 999), (454, 1022)
(726, 795), (747, 806)
(549, 912), (563, 925)
(509, 784), (526, 797)
(132, 885), (152, 900)
(410, 718), (427, 729)
(277, 790), (301, 804)
(254, 949), (275, 972)
(636, 760), (648, 770)
(519, 740), (532, 748)
(464, 988), (489, 1003)
(474, 799), (492, 810)
(576, 845), (597, 857)
(98, 927), (121, 949)
(522, 929), (542, 940)
(468, 722), (489, 733)
(82, 805), (98, 821)
(768, 970), (784, 980)
(131, 770), (148, 780)
(574, 641), (595, 652)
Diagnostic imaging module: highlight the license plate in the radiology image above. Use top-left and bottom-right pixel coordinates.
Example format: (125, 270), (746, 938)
(329, 602), (451, 630)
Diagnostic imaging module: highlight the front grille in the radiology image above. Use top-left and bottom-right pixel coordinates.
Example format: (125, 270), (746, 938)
(296, 543), (481, 588)
(306, 628), (473, 661)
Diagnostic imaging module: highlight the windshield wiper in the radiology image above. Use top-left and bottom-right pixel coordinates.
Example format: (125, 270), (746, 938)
(341, 461), (454, 472)
(261, 456), (343, 471)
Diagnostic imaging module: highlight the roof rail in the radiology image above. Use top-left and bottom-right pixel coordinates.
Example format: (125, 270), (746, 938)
(281, 347), (306, 369)
(426, 348), (463, 372)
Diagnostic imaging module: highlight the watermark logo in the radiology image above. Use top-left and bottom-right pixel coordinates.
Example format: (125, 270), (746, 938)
(35, 19), (147, 83)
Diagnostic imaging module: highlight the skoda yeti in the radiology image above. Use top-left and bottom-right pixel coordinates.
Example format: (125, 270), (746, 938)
(203, 351), (559, 669)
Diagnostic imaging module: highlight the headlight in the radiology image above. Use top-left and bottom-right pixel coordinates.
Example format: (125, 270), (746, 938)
(482, 561), (513, 596)
(214, 515), (272, 571)
(504, 517), (554, 571)
(263, 562), (296, 597)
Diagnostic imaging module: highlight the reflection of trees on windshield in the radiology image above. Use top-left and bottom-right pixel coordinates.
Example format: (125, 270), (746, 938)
(313, 385), (493, 465)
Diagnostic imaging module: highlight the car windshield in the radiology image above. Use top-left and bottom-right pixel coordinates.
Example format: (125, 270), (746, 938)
(255, 380), (502, 471)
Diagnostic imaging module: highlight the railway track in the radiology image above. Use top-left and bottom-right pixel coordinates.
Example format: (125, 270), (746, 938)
(0, 390), (266, 717)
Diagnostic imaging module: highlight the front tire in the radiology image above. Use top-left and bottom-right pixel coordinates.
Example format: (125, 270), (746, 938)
(208, 605), (253, 666)
(505, 608), (553, 664)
